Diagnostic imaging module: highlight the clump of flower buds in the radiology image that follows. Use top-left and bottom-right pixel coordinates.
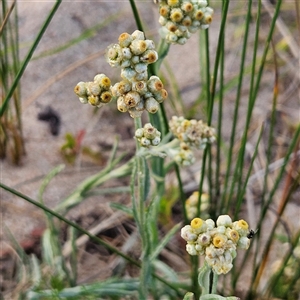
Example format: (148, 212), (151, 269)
(74, 74), (113, 107)
(106, 30), (158, 74)
(157, 0), (214, 45)
(112, 76), (168, 118)
(181, 215), (251, 274)
(185, 191), (209, 219)
(105, 30), (167, 118)
(169, 142), (196, 166)
(168, 116), (215, 166)
(169, 116), (215, 149)
(74, 30), (167, 119)
(135, 123), (161, 147)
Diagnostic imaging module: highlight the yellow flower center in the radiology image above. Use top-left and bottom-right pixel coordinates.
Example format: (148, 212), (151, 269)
(213, 234), (226, 248)
(160, 7), (169, 17)
(118, 32), (130, 43)
(238, 220), (249, 230)
(171, 11), (183, 23)
(205, 15), (213, 24)
(100, 92), (112, 103)
(168, 0), (179, 6)
(101, 77), (111, 87)
(191, 218), (203, 229)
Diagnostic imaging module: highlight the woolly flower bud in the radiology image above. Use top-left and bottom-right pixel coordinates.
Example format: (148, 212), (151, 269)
(130, 39), (148, 55)
(166, 21), (178, 33)
(198, 0), (208, 7)
(181, 2), (193, 12)
(194, 9), (204, 21)
(124, 91), (141, 108)
(117, 96), (128, 112)
(134, 71), (148, 82)
(197, 233), (211, 246)
(216, 215), (232, 227)
(112, 81), (131, 97)
(87, 82), (101, 96)
(213, 233), (227, 248)
(147, 76), (164, 93)
(145, 39), (155, 50)
(238, 236), (250, 250)
(226, 228), (239, 243)
(135, 98), (145, 111)
(134, 63), (148, 73)
(144, 123), (159, 139)
(216, 226), (226, 234)
(135, 123), (161, 147)
(233, 219), (249, 237)
(167, 0), (180, 6)
(131, 30), (145, 40)
(135, 128), (144, 138)
(100, 91), (113, 104)
(160, 5), (170, 17)
(106, 44), (123, 67)
(140, 137), (151, 147)
(170, 8), (184, 22)
(122, 47), (132, 60)
(121, 67), (137, 81)
(205, 219), (215, 230)
(145, 97), (160, 114)
(132, 81), (148, 95)
(151, 136), (161, 146)
(186, 243), (197, 255)
(182, 16), (192, 27)
(190, 218), (207, 234)
(88, 95), (100, 106)
(153, 89), (168, 103)
(140, 50), (158, 64)
(94, 74), (111, 89)
(118, 32), (133, 47)
(202, 12), (213, 25)
(74, 82), (87, 97)
(181, 225), (197, 242)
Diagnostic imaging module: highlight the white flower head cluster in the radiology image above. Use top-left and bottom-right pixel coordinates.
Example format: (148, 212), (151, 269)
(157, 0), (214, 45)
(74, 74), (113, 107)
(135, 123), (162, 147)
(181, 215), (251, 275)
(106, 30), (167, 118)
(106, 30), (158, 74)
(168, 116), (215, 166)
(111, 75), (168, 118)
(185, 191), (209, 219)
(169, 116), (216, 149)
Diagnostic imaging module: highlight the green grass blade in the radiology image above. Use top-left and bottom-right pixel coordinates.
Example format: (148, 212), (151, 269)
(150, 222), (182, 261)
(221, 0), (253, 212)
(0, 0), (62, 117)
(208, 0), (230, 124)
